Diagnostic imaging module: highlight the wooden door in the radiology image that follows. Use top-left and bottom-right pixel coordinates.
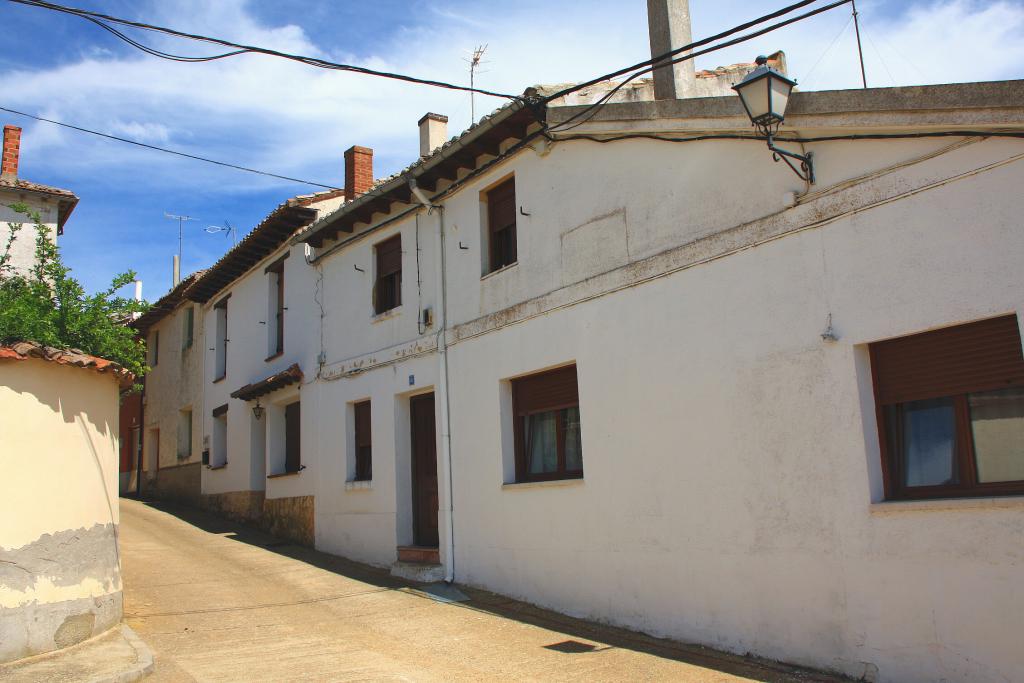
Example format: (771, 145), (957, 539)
(410, 393), (439, 548)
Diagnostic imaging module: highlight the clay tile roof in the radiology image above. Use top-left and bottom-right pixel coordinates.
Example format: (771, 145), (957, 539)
(0, 176), (79, 234)
(0, 340), (133, 388)
(230, 363), (303, 402)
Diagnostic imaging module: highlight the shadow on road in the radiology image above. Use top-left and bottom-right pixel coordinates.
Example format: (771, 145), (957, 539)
(134, 498), (849, 683)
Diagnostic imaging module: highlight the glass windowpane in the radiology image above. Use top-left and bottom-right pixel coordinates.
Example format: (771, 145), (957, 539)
(889, 397), (958, 487)
(563, 407), (582, 472)
(526, 412), (558, 474)
(969, 387), (1024, 483)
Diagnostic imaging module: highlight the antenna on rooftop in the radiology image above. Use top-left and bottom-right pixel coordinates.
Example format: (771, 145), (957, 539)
(851, 0), (867, 88)
(206, 220), (237, 248)
(164, 212), (199, 286)
(465, 44), (488, 122)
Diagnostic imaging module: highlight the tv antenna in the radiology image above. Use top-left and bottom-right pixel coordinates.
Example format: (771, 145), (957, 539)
(206, 221), (237, 248)
(465, 44), (488, 122)
(164, 212), (199, 285)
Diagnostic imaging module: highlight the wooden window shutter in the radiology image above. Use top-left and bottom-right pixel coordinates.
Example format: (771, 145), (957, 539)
(488, 179), (516, 234)
(871, 314), (1024, 405)
(285, 401), (301, 472)
(376, 235), (402, 277)
(513, 365), (579, 415)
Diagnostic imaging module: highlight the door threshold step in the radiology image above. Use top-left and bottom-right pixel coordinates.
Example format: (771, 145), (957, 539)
(391, 561), (445, 583)
(397, 545), (440, 564)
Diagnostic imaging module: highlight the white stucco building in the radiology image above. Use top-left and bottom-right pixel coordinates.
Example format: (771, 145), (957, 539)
(184, 74), (1024, 682)
(0, 124), (77, 275)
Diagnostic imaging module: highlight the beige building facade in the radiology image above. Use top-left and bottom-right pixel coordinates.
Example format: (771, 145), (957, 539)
(0, 343), (129, 663)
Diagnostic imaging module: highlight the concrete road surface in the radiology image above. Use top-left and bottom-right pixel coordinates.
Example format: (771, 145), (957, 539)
(120, 499), (847, 682)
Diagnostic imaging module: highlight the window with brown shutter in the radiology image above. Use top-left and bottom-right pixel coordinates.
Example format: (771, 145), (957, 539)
(487, 178), (517, 273)
(511, 364), (583, 482)
(284, 400), (301, 473)
(870, 314), (1024, 500)
(353, 400), (372, 481)
(267, 259), (285, 357)
(374, 235), (402, 314)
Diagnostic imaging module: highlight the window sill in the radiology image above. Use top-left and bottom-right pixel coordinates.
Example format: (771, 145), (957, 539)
(371, 306), (402, 323)
(207, 463), (228, 471)
(345, 479), (373, 491)
(267, 468), (304, 479)
(481, 262), (518, 281)
(502, 478), (584, 491)
(870, 495), (1024, 515)
(265, 351), (284, 363)
(212, 375), (226, 384)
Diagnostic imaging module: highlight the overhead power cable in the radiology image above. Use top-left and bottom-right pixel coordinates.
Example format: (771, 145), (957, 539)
(5, 0), (518, 100)
(0, 105), (341, 190)
(547, 0), (853, 134)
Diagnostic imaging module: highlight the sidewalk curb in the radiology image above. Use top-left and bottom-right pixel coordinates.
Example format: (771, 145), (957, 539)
(91, 625), (155, 683)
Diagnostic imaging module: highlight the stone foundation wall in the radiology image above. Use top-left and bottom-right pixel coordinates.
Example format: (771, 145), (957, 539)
(147, 462), (201, 507)
(201, 491), (314, 547)
(262, 495), (314, 547)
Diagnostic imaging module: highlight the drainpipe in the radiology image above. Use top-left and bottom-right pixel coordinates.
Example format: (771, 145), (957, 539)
(409, 179), (456, 583)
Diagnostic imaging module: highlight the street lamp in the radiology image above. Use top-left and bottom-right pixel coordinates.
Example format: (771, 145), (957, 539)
(252, 400), (264, 421)
(733, 56), (813, 184)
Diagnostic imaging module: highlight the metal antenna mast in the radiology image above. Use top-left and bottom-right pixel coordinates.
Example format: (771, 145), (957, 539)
(851, 0), (867, 89)
(467, 44), (488, 122)
(164, 212), (199, 285)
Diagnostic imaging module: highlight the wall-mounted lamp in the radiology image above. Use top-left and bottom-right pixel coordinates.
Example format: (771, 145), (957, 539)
(252, 400), (264, 420)
(733, 56), (813, 184)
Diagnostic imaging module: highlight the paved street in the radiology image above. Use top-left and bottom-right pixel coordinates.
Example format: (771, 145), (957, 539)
(121, 499), (844, 682)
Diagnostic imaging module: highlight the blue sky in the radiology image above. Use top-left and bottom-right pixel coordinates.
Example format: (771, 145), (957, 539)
(1, 0), (1022, 298)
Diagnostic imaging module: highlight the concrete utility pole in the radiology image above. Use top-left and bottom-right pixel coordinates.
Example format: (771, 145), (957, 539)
(647, 0), (697, 100)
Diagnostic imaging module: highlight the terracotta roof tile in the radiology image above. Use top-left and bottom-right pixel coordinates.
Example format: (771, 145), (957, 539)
(0, 340), (133, 388)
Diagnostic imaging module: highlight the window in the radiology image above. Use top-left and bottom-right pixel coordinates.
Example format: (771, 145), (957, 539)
(512, 364), (583, 482)
(266, 257), (286, 357)
(353, 400), (372, 481)
(149, 330), (159, 367)
(871, 314), (1024, 500)
(284, 400), (301, 473)
(177, 408), (192, 459)
(214, 296), (229, 380)
(182, 306), (194, 350)
(374, 235), (402, 314)
(486, 177), (517, 273)
(211, 404), (228, 467)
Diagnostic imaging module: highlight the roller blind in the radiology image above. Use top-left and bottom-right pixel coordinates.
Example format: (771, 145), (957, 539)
(376, 235), (402, 276)
(512, 365), (579, 415)
(871, 314), (1024, 406)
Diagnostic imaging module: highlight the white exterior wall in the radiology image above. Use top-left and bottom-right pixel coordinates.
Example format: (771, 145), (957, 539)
(142, 302), (203, 476)
(312, 212), (444, 568)
(431, 133), (1024, 683)
(0, 190), (60, 276)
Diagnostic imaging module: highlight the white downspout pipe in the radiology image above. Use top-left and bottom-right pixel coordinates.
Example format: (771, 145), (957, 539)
(410, 180), (456, 584)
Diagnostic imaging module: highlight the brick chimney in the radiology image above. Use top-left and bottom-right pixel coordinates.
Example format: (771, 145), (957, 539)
(418, 113), (448, 158)
(2, 125), (21, 179)
(344, 145), (373, 201)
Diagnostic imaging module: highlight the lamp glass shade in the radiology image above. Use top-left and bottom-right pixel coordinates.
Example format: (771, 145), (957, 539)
(733, 64), (797, 128)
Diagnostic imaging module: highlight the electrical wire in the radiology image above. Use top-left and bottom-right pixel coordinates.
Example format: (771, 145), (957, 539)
(5, 0), (518, 100)
(0, 105), (342, 190)
(546, 0), (854, 134)
(550, 131), (1024, 145)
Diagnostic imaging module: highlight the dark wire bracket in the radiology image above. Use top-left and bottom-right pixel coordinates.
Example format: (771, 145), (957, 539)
(767, 135), (814, 184)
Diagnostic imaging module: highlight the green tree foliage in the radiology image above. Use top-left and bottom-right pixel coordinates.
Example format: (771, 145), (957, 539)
(0, 203), (149, 383)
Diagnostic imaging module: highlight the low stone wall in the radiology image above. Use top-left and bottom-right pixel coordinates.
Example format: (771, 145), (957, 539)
(0, 524), (122, 663)
(263, 495), (314, 547)
(200, 490), (265, 526)
(201, 491), (314, 547)
(147, 462), (201, 507)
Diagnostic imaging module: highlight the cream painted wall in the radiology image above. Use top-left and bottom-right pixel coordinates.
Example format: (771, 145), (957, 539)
(0, 357), (123, 661)
(0, 189), (60, 276)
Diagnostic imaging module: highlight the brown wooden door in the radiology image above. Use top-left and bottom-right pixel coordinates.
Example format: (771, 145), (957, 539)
(410, 393), (439, 548)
